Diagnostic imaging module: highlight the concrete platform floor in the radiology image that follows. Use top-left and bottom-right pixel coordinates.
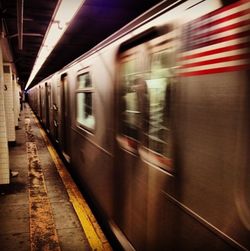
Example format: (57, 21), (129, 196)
(0, 104), (111, 251)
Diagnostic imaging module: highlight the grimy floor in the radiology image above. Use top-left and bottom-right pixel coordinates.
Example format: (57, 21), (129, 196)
(0, 103), (111, 251)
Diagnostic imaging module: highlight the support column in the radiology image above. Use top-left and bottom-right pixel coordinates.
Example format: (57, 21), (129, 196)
(0, 47), (10, 184)
(13, 74), (20, 128)
(3, 63), (16, 143)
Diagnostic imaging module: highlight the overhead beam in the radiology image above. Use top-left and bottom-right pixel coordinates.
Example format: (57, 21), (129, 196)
(8, 33), (44, 39)
(17, 0), (24, 50)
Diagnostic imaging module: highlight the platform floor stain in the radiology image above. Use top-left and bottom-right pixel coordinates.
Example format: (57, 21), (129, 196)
(25, 116), (61, 251)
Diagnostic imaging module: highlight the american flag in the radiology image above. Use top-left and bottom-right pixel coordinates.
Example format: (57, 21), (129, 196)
(179, 0), (250, 76)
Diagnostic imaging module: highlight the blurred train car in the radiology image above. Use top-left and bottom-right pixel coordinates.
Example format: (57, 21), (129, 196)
(28, 0), (250, 250)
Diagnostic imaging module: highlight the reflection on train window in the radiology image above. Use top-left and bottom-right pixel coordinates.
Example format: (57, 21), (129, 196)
(120, 59), (140, 140)
(119, 47), (172, 170)
(76, 72), (95, 130)
(145, 50), (171, 159)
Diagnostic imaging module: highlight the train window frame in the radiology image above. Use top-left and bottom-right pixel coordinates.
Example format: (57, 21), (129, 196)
(75, 70), (95, 132)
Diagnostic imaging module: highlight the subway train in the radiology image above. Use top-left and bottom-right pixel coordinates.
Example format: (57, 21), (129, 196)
(28, 0), (250, 250)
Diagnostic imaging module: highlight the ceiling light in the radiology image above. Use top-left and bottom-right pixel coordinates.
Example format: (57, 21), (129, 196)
(25, 0), (84, 90)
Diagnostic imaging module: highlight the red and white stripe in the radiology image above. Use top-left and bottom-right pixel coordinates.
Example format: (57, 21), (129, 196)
(179, 0), (250, 76)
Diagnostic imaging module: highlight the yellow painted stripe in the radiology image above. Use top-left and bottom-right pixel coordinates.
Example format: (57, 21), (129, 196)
(32, 113), (112, 251)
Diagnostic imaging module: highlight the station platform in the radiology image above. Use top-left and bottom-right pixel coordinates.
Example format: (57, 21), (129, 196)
(0, 104), (112, 251)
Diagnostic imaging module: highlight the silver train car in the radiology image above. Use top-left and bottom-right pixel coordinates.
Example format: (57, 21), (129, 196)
(28, 0), (250, 250)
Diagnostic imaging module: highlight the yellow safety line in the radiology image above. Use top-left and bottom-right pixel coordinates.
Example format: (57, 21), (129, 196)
(32, 113), (112, 251)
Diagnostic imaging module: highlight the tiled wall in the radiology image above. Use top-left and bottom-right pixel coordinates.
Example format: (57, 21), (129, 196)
(0, 50), (10, 184)
(3, 63), (16, 142)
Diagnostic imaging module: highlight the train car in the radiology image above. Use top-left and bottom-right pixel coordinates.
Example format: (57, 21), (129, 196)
(28, 0), (250, 250)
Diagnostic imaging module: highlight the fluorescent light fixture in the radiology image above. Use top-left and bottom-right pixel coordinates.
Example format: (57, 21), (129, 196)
(25, 0), (84, 90)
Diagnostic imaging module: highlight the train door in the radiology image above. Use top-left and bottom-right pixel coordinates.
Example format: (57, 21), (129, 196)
(52, 78), (59, 143)
(60, 73), (70, 160)
(39, 85), (42, 120)
(114, 38), (149, 249)
(45, 82), (51, 131)
(115, 27), (175, 249)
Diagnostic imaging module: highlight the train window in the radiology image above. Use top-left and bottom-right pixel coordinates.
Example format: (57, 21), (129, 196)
(145, 51), (171, 157)
(120, 59), (140, 140)
(117, 50), (145, 154)
(137, 49), (173, 171)
(76, 72), (95, 130)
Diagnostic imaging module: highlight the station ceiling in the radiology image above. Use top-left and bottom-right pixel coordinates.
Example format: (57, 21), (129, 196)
(0, 0), (163, 89)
